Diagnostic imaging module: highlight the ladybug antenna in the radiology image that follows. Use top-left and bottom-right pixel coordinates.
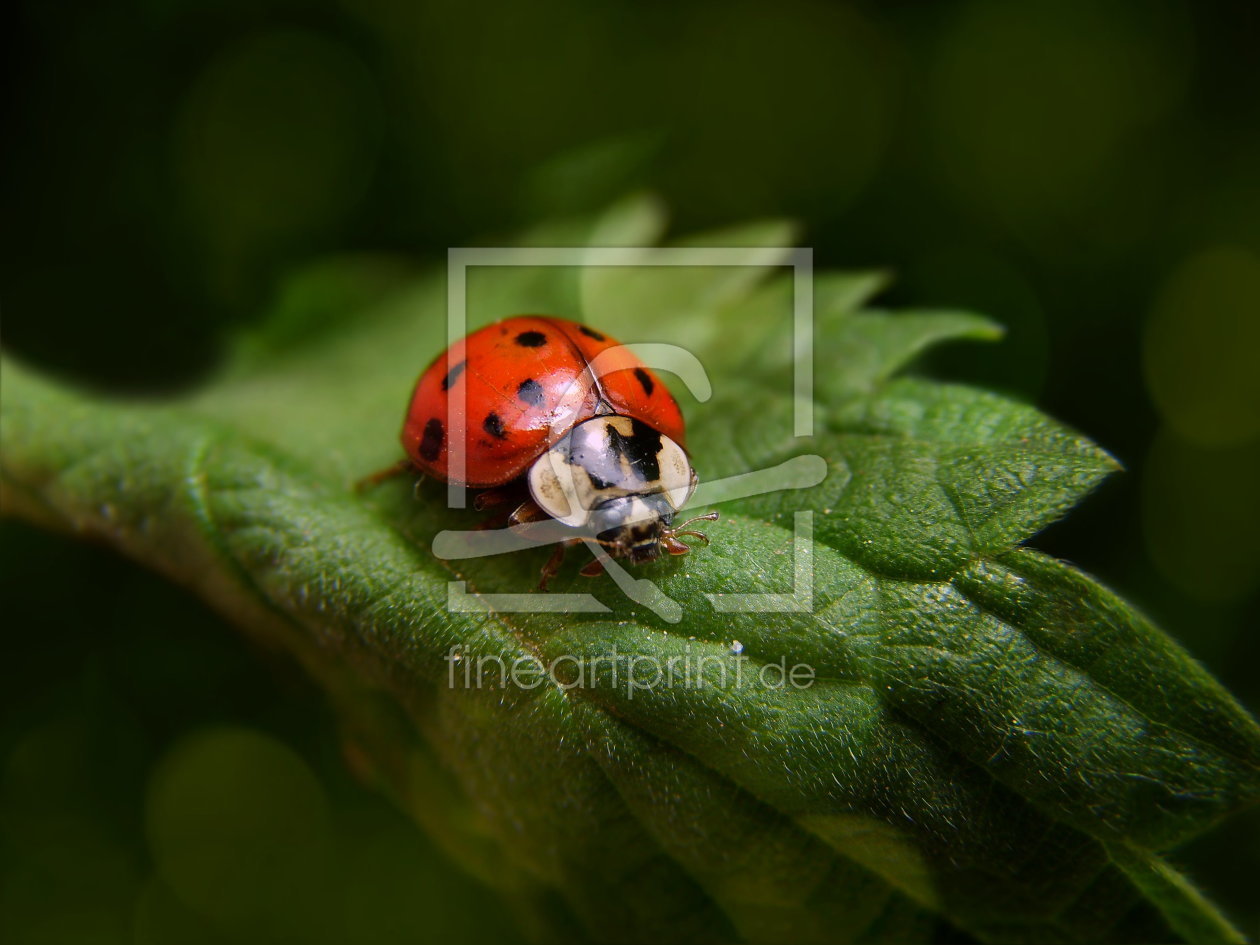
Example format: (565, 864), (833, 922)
(673, 510), (719, 531)
(665, 510), (719, 544)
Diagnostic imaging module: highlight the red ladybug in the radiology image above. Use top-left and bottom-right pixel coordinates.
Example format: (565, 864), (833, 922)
(379, 316), (716, 586)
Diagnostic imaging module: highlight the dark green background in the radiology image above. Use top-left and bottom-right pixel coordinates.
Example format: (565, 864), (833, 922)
(3, 0), (1258, 941)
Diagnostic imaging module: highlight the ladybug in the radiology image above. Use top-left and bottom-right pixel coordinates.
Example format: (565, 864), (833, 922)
(382, 316), (717, 587)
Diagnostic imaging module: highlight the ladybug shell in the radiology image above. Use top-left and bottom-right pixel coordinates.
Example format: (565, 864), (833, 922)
(401, 316), (687, 488)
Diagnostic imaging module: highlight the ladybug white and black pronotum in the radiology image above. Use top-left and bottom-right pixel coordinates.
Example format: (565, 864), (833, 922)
(383, 315), (717, 587)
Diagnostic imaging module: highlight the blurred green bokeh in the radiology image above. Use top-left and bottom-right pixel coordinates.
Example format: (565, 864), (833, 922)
(3, 0), (1258, 940)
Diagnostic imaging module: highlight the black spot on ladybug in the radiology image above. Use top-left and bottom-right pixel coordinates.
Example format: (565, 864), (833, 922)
(515, 330), (547, 348)
(579, 325), (606, 342)
(441, 359), (466, 391)
(483, 412), (508, 439)
(419, 418), (444, 461)
(634, 367), (655, 396)
(585, 469), (614, 490)
(608, 419), (662, 482)
(517, 378), (545, 407)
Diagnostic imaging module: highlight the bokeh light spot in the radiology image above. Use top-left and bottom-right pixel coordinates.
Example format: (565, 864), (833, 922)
(1143, 430), (1260, 603)
(144, 727), (332, 927)
(1144, 246), (1260, 447)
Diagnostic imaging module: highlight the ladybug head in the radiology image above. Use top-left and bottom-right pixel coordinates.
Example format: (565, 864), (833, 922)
(590, 494), (672, 563)
(526, 414), (713, 569)
(527, 415), (697, 534)
(590, 495), (720, 565)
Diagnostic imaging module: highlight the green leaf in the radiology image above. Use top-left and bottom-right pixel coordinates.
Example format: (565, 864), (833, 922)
(1107, 843), (1246, 944)
(3, 202), (1258, 944)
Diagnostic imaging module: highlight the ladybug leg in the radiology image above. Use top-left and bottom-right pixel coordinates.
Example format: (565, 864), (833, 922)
(473, 487), (518, 511)
(354, 458), (414, 493)
(474, 498), (548, 534)
(508, 500), (549, 527)
(659, 511), (719, 554)
(578, 556), (606, 578)
(473, 508), (514, 530)
(539, 540), (578, 591)
(661, 535), (693, 556)
(472, 486), (536, 530)
(472, 501), (513, 531)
